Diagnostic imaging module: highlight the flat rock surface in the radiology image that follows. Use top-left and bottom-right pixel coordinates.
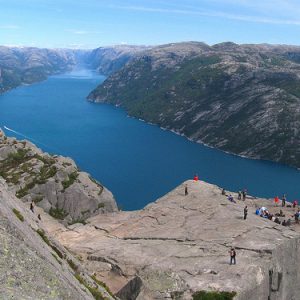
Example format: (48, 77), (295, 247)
(45, 180), (300, 299)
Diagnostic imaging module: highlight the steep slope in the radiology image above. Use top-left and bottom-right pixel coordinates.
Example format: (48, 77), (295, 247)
(0, 176), (117, 299)
(87, 45), (151, 75)
(88, 42), (300, 168)
(0, 129), (118, 223)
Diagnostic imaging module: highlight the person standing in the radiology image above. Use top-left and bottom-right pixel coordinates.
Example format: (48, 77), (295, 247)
(30, 202), (34, 213)
(244, 206), (248, 220)
(274, 196), (279, 207)
(282, 194), (286, 207)
(193, 174), (199, 181)
(184, 184), (188, 196)
(229, 248), (236, 265)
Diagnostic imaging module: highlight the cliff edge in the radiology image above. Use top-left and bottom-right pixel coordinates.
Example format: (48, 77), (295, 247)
(0, 129), (118, 223)
(47, 180), (300, 300)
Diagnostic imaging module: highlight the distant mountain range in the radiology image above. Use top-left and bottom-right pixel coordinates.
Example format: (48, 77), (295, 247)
(88, 41), (300, 168)
(0, 45), (147, 93)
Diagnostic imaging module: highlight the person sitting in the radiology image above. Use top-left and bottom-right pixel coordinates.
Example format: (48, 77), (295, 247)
(274, 217), (281, 224)
(279, 210), (285, 217)
(286, 219), (292, 226)
(221, 188), (226, 195)
(282, 220), (287, 226)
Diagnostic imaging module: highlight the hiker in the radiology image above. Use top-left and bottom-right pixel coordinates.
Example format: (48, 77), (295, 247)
(274, 196), (279, 207)
(282, 194), (286, 207)
(229, 248), (236, 265)
(282, 220), (287, 226)
(221, 188), (226, 195)
(184, 184), (188, 196)
(293, 200), (298, 209)
(238, 191), (242, 200)
(30, 202), (34, 213)
(38, 214), (41, 221)
(193, 174), (199, 181)
(228, 194), (235, 203)
(244, 206), (248, 220)
(242, 190), (247, 201)
(295, 211), (299, 224)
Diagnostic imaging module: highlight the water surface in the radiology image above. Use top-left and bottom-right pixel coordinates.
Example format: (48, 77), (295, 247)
(1, 70), (300, 210)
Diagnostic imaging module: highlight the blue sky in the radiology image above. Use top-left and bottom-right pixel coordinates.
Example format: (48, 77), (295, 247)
(1, 0), (300, 48)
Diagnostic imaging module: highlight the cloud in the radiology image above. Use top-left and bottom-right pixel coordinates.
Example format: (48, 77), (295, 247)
(108, 4), (300, 26)
(0, 25), (20, 30)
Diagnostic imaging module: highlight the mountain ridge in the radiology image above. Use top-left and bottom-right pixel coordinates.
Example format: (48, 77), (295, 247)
(88, 41), (300, 168)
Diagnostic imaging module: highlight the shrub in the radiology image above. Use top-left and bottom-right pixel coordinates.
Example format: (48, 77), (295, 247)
(12, 208), (24, 222)
(62, 172), (78, 190)
(192, 291), (237, 300)
(49, 206), (68, 220)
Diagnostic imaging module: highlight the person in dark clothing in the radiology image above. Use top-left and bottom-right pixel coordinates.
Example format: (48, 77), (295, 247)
(282, 194), (286, 207)
(274, 217), (281, 224)
(30, 202), (34, 213)
(184, 185), (188, 196)
(38, 214), (41, 221)
(244, 206), (248, 220)
(238, 191), (242, 200)
(229, 248), (236, 265)
(295, 211), (299, 224)
(242, 190), (247, 201)
(221, 188), (226, 195)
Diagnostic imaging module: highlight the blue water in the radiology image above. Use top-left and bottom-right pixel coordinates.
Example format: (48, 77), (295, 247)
(1, 70), (300, 210)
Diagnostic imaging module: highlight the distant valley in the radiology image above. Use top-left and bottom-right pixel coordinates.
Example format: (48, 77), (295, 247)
(0, 45), (147, 93)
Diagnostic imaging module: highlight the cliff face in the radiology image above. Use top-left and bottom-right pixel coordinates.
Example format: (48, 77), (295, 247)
(0, 176), (117, 299)
(87, 45), (151, 75)
(47, 180), (300, 300)
(88, 41), (300, 168)
(0, 129), (118, 223)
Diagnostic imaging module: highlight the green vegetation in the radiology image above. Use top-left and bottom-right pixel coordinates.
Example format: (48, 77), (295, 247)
(98, 203), (105, 209)
(67, 259), (78, 272)
(91, 275), (114, 298)
(16, 180), (36, 198)
(49, 206), (68, 220)
(33, 195), (43, 203)
(192, 291), (237, 300)
(36, 229), (50, 245)
(74, 273), (107, 300)
(62, 172), (79, 190)
(12, 208), (24, 222)
(52, 253), (62, 265)
(68, 219), (87, 226)
(36, 229), (64, 258)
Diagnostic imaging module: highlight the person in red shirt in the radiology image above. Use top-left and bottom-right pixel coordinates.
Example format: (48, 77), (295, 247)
(274, 196), (279, 206)
(193, 174), (199, 181)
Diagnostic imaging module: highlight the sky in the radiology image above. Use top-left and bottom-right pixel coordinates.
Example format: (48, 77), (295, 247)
(1, 0), (300, 49)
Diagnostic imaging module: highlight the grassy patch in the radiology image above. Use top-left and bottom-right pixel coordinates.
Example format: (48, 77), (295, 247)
(12, 208), (24, 222)
(91, 275), (114, 298)
(36, 229), (64, 258)
(193, 291), (237, 300)
(67, 259), (78, 272)
(74, 273), (106, 300)
(62, 171), (79, 190)
(49, 206), (68, 220)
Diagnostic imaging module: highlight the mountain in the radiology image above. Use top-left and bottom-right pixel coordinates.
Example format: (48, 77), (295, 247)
(88, 41), (300, 168)
(0, 46), (83, 93)
(0, 45), (149, 93)
(87, 45), (151, 75)
(0, 129), (118, 223)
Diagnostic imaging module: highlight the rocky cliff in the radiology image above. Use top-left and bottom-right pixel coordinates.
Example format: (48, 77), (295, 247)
(0, 129), (118, 223)
(46, 180), (300, 300)
(87, 45), (151, 75)
(0, 176), (117, 299)
(88, 41), (300, 168)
